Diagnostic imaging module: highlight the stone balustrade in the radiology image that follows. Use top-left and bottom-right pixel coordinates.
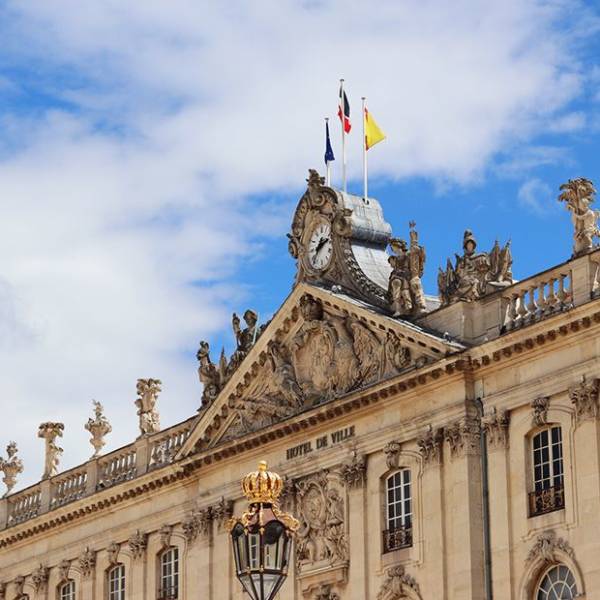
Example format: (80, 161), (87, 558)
(502, 268), (573, 331)
(50, 468), (88, 509)
(0, 417), (195, 530)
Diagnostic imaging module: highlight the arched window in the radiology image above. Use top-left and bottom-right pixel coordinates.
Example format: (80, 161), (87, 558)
(108, 564), (125, 600)
(530, 426), (565, 517)
(59, 580), (75, 600)
(159, 547), (179, 599)
(535, 564), (577, 599)
(382, 469), (412, 553)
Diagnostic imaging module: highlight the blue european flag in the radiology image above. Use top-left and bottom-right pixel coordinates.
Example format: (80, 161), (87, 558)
(324, 121), (335, 164)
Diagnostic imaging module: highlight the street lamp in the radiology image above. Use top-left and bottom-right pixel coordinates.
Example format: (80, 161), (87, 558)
(229, 461), (299, 600)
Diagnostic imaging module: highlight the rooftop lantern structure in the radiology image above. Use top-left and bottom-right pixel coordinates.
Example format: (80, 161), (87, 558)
(229, 461), (299, 600)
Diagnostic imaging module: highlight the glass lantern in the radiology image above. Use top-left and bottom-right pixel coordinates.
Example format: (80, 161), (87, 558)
(229, 462), (298, 600)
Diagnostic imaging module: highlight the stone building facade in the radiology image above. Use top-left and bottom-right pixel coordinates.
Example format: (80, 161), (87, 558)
(1, 172), (600, 599)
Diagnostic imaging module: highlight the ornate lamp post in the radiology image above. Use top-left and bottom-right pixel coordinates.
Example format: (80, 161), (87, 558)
(229, 461), (298, 600)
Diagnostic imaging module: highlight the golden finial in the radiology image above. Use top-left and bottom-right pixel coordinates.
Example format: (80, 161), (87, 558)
(241, 461), (283, 505)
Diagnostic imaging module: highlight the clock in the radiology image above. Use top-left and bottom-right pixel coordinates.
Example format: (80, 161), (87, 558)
(307, 221), (333, 270)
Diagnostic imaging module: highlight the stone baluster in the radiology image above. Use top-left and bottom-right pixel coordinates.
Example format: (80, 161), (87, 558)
(526, 286), (537, 321)
(546, 277), (557, 311)
(517, 289), (529, 323)
(557, 273), (570, 308)
(537, 280), (547, 316)
(505, 293), (519, 330)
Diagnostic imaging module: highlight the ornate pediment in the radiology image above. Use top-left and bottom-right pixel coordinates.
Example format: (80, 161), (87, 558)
(178, 283), (463, 455)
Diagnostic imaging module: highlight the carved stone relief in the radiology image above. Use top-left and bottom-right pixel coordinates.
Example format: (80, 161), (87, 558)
(296, 471), (349, 573)
(128, 530), (147, 560)
(377, 565), (421, 600)
(13, 576), (25, 598)
(222, 296), (415, 443)
(278, 476), (297, 513)
(569, 376), (600, 422)
(0, 582), (5, 600)
(438, 230), (513, 305)
(531, 397), (549, 427)
(340, 449), (366, 489)
(482, 409), (510, 450)
(444, 417), (481, 459)
(526, 530), (575, 565)
(78, 547), (96, 578)
(417, 426), (443, 467)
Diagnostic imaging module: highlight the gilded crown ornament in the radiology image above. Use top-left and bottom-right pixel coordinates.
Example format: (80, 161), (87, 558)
(242, 460), (283, 505)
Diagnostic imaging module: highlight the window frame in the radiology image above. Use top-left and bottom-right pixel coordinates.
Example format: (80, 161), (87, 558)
(107, 564), (126, 600)
(529, 425), (565, 517)
(382, 468), (413, 553)
(158, 546), (179, 600)
(535, 564), (577, 600)
(58, 580), (76, 600)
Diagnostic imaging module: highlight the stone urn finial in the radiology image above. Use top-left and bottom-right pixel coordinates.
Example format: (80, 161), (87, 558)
(84, 400), (112, 458)
(0, 441), (24, 496)
(37, 422), (64, 479)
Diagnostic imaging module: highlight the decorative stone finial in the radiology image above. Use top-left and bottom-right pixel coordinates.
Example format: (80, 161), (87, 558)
(84, 400), (112, 458)
(388, 222), (427, 317)
(37, 422), (64, 479)
(438, 230), (513, 305)
(135, 379), (161, 436)
(241, 461), (283, 505)
(558, 177), (599, 256)
(0, 442), (24, 496)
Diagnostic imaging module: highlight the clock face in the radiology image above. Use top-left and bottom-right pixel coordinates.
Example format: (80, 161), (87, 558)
(307, 221), (333, 270)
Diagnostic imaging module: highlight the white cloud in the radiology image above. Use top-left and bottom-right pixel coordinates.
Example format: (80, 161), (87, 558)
(517, 178), (555, 215)
(0, 0), (597, 488)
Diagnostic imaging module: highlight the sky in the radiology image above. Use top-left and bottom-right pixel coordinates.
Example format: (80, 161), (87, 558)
(1, 0), (600, 491)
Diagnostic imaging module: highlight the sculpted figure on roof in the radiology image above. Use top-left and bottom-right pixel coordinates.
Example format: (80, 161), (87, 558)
(388, 221), (427, 318)
(438, 230), (513, 305)
(558, 177), (599, 256)
(0, 442), (24, 496)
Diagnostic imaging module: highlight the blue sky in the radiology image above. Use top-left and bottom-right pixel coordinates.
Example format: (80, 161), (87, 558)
(1, 0), (600, 488)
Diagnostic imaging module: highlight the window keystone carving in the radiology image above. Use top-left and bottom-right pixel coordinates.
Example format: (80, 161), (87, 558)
(526, 530), (575, 565)
(377, 565), (421, 600)
(384, 441), (401, 470)
(0, 582), (5, 600)
(417, 426), (443, 467)
(531, 397), (549, 427)
(314, 584), (340, 600)
(107, 542), (120, 565)
(14, 576), (25, 597)
(340, 449), (367, 488)
(58, 559), (71, 583)
(482, 409), (510, 450)
(31, 564), (48, 593)
(159, 524), (173, 549)
(569, 376), (600, 422)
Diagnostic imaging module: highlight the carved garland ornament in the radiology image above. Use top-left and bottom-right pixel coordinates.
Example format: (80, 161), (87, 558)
(182, 506), (213, 543)
(377, 565), (421, 600)
(531, 397), (549, 427)
(128, 529), (147, 560)
(417, 427), (443, 466)
(78, 547), (96, 578)
(314, 584), (340, 600)
(340, 449), (367, 489)
(31, 564), (48, 593)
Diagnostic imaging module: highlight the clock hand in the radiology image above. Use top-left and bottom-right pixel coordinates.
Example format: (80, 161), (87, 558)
(315, 236), (329, 253)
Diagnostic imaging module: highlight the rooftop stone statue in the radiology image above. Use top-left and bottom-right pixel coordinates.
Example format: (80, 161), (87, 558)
(37, 422), (64, 480)
(0, 441), (24, 496)
(84, 400), (112, 458)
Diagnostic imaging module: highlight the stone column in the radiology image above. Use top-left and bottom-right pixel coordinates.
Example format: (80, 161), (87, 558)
(182, 506), (213, 599)
(443, 416), (485, 599)
(341, 451), (368, 598)
(417, 427), (447, 600)
(482, 410), (512, 599)
(128, 530), (148, 600)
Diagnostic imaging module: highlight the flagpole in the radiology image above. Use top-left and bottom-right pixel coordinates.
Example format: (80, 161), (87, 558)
(362, 97), (367, 200)
(340, 78), (347, 193)
(325, 117), (331, 186)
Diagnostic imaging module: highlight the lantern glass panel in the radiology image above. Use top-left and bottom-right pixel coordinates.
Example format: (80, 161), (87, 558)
(249, 533), (260, 569)
(239, 574), (258, 600)
(262, 574), (279, 599)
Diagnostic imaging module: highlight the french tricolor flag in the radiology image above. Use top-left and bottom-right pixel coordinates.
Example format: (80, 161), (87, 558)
(338, 85), (351, 133)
